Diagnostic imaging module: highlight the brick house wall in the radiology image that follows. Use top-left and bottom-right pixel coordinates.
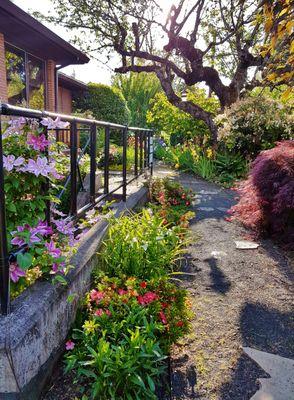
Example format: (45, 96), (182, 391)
(0, 33), (8, 102)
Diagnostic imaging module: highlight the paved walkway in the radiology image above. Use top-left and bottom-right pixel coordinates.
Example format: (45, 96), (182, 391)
(155, 165), (294, 400)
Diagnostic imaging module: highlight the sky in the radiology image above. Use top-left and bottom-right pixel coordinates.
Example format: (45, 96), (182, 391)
(13, 0), (172, 85)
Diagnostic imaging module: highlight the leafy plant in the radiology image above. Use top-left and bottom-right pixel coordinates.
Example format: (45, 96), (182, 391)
(64, 275), (190, 399)
(214, 151), (248, 186)
(101, 209), (185, 279)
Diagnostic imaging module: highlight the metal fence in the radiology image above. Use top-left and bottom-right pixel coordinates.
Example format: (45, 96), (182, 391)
(0, 103), (153, 315)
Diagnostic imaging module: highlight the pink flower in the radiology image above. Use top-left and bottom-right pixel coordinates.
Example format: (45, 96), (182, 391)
(137, 291), (158, 306)
(27, 133), (50, 151)
(118, 288), (128, 296)
(158, 311), (167, 325)
(90, 289), (104, 303)
(10, 262), (26, 283)
(41, 116), (69, 129)
(45, 240), (62, 258)
(65, 340), (75, 351)
(3, 155), (25, 172)
(105, 309), (112, 317)
(94, 308), (104, 317)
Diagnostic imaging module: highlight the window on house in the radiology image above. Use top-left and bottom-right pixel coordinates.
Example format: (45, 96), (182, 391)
(5, 44), (45, 109)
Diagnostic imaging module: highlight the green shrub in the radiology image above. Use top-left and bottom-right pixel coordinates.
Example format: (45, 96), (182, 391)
(75, 83), (130, 126)
(101, 209), (185, 279)
(216, 96), (293, 157)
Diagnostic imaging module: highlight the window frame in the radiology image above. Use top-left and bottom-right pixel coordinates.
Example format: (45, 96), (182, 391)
(5, 42), (47, 109)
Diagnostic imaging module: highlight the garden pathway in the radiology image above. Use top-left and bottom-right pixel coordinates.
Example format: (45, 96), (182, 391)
(154, 164), (294, 400)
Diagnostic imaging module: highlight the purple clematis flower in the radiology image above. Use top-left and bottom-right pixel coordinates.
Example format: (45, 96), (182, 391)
(10, 262), (26, 283)
(3, 155), (25, 172)
(51, 261), (65, 275)
(24, 156), (50, 177)
(3, 117), (27, 138)
(41, 117), (69, 130)
(53, 219), (76, 237)
(27, 133), (50, 151)
(45, 240), (62, 258)
(31, 220), (53, 236)
(11, 225), (26, 246)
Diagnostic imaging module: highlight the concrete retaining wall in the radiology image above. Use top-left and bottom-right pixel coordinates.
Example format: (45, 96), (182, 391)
(0, 186), (148, 400)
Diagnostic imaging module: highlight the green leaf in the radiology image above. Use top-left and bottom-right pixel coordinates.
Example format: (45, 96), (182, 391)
(17, 252), (33, 270)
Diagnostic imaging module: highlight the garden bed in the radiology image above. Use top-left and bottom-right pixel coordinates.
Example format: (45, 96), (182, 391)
(40, 178), (195, 400)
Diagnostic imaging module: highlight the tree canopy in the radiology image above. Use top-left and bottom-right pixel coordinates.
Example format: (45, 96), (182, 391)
(38, 0), (293, 142)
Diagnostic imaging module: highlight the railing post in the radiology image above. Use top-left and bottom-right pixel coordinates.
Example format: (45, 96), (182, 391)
(90, 124), (97, 204)
(144, 131), (148, 168)
(139, 131), (143, 174)
(122, 126), (128, 201)
(104, 126), (110, 194)
(0, 114), (10, 315)
(43, 124), (50, 224)
(134, 132), (138, 177)
(150, 131), (154, 176)
(70, 121), (78, 216)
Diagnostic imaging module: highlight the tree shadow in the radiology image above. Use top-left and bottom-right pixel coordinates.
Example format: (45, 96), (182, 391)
(204, 257), (231, 294)
(218, 302), (294, 399)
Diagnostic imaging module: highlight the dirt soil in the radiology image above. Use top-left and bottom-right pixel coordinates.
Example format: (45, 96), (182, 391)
(154, 166), (293, 400)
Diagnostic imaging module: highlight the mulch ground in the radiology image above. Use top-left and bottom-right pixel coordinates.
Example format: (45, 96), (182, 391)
(159, 168), (294, 400)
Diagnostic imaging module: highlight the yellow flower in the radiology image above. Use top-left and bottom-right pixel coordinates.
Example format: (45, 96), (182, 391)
(175, 163), (179, 169)
(206, 148), (213, 159)
(83, 320), (98, 334)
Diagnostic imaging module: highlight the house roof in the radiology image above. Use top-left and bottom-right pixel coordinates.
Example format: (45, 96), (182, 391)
(0, 0), (89, 66)
(58, 73), (88, 91)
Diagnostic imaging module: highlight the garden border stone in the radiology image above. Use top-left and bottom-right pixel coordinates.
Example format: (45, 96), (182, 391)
(0, 185), (148, 400)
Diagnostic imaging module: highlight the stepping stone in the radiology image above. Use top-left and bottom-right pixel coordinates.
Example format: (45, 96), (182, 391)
(243, 347), (294, 400)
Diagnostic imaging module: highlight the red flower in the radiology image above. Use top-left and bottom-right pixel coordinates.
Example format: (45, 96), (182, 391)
(161, 302), (169, 309)
(118, 288), (128, 296)
(176, 321), (184, 327)
(105, 309), (112, 317)
(94, 308), (104, 317)
(90, 290), (104, 303)
(158, 311), (167, 324)
(185, 201), (191, 206)
(137, 291), (158, 305)
(140, 281), (147, 288)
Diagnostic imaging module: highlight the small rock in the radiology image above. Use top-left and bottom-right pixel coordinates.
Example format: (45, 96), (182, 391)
(235, 240), (259, 249)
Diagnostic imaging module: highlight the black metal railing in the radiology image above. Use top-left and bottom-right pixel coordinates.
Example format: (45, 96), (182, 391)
(0, 103), (153, 315)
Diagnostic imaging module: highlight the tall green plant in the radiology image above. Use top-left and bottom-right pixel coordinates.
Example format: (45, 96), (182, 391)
(112, 72), (161, 127)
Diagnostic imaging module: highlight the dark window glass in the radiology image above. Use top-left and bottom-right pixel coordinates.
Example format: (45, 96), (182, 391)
(5, 46), (26, 106)
(28, 55), (45, 109)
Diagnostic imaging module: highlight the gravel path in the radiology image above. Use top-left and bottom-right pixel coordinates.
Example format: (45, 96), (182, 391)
(155, 165), (294, 400)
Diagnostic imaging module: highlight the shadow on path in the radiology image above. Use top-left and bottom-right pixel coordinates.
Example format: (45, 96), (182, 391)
(204, 257), (231, 294)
